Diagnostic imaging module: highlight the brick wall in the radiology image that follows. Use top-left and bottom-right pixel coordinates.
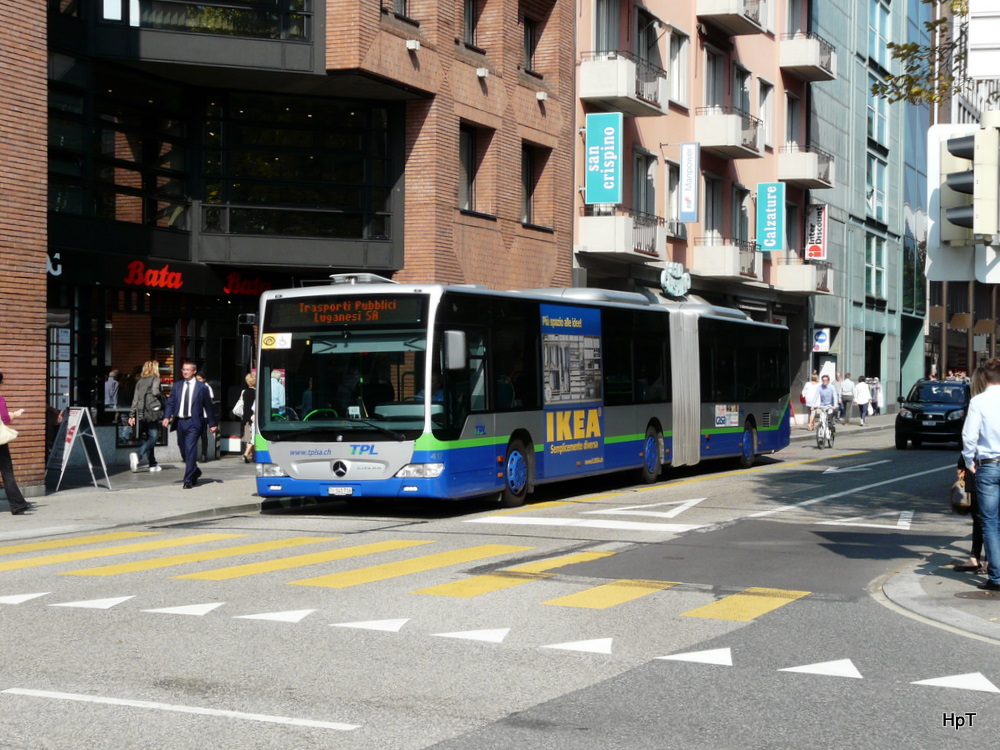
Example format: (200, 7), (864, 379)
(0, 0), (49, 495)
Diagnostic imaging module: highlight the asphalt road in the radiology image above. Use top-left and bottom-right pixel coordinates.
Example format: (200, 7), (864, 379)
(1, 430), (994, 749)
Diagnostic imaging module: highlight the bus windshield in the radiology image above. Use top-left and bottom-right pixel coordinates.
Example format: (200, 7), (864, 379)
(258, 294), (434, 440)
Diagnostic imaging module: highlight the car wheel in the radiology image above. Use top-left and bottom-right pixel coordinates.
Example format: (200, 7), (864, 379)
(895, 433), (907, 450)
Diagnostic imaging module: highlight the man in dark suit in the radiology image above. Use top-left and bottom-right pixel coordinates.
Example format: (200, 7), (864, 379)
(162, 361), (217, 488)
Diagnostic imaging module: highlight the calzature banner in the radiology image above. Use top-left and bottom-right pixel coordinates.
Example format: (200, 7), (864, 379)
(757, 182), (786, 252)
(585, 113), (623, 204)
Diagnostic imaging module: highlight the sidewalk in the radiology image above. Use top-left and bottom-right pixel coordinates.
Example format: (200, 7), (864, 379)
(4, 412), (995, 643)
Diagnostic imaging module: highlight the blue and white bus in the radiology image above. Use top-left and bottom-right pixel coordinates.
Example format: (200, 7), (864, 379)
(253, 274), (790, 506)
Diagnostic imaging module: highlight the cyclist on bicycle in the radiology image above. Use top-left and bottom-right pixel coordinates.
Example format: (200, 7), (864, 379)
(809, 374), (840, 425)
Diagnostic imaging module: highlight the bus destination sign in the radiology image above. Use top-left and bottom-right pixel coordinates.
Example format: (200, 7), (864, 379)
(267, 296), (424, 327)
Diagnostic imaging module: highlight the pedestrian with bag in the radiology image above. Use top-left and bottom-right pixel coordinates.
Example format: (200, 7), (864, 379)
(801, 374), (819, 430)
(956, 367), (988, 573)
(128, 360), (164, 472)
(855, 377), (872, 427)
(0, 371), (31, 515)
(234, 373), (256, 463)
(961, 357), (1000, 591)
(162, 361), (217, 489)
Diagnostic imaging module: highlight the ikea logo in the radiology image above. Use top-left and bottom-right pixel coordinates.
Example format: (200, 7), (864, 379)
(545, 408), (602, 442)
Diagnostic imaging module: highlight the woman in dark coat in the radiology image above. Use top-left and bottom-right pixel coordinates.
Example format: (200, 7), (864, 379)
(240, 373), (256, 463)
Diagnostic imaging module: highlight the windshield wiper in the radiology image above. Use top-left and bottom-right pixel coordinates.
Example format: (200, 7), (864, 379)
(349, 418), (406, 441)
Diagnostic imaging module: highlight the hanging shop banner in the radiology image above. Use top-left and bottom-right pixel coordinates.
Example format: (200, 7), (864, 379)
(757, 182), (786, 251)
(679, 142), (700, 223)
(805, 204), (829, 260)
(585, 113), (623, 204)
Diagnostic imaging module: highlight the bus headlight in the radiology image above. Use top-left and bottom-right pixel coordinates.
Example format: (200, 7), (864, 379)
(256, 463), (289, 477)
(395, 463), (445, 479)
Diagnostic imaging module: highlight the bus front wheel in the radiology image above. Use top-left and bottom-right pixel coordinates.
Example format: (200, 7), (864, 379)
(640, 426), (662, 484)
(500, 439), (530, 508)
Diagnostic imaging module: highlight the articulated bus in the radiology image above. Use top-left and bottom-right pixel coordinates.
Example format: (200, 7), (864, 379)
(253, 274), (790, 506)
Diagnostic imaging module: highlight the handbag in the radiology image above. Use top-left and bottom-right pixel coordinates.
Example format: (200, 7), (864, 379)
(950, 479), (972, 515)
(232, 390), (245, 419)
(0, 419), (18, 446)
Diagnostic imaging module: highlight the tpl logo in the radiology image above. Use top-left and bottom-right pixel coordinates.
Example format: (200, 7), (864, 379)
(349, 445), (379, 456)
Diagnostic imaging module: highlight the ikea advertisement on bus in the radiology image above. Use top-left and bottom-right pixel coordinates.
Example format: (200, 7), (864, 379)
(541, 304), (605, 477)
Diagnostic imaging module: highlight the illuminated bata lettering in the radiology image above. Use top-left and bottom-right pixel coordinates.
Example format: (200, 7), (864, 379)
(123, 260), (183, 289)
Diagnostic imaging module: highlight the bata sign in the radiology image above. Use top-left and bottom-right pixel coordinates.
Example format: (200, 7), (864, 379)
(124, 260), (183, 289)
(122, 261), (273, 296)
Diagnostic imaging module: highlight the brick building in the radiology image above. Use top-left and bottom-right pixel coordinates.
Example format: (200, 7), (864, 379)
(1, 0), (575, 497)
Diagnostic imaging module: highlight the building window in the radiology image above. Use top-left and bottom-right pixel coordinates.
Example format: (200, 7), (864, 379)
(633, 149), (657, 216)
(523, 16), (537, 72)
(666, 161), (680, 223)
(705, 49), (725, 108)
(866, 234), (886, 298)
(464, 0), (478, 47)
(868, 0), (891, 70)
(732, 185), (750, 243)
(866, 153), (887, 222)
(733, 66), (751, 114)
(669, 31), (689, 106)
(521, 143), (552, 227)
(785, 202), (799, 252)
(867, 74), (888, 145)
(594, 0), (619, 55)
(758, 80), (774, 147)
(459, 125), (476, 212)
(704, 175), (723, 241)
(785, 92), (800, 147)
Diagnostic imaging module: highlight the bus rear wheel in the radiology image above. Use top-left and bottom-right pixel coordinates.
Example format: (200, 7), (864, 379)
(738, 424), (757, 469)
(640, 426), (662, 484)
(500, 439), (530, 507)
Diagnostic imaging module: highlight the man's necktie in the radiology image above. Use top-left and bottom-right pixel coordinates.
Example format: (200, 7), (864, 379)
(182, 380), (193, 418)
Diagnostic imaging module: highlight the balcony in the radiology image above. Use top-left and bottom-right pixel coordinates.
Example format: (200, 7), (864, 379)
(696, 0), (765, 36)
(694, 107), (762, 158)
(577, 205), (666, 262)
(770, 256), (832, 294)
(579, 51), (668, 117)
(778, 145), (835, 189)
(690, 237), (761, 281)
(780, 33), (837, 82)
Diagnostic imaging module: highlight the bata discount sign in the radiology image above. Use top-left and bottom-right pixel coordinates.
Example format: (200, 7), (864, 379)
(805, 204), (828, 261)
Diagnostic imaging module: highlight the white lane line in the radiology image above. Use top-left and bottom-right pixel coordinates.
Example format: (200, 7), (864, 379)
(466, 516), (702, 532)
(748, 464), (952, 518)
(1, 688), (360, 731)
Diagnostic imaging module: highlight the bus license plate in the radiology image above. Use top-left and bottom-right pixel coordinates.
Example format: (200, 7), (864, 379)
(328, 487), (353, 496)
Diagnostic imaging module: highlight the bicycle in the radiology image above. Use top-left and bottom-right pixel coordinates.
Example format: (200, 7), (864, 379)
(815, 407), (836, 449)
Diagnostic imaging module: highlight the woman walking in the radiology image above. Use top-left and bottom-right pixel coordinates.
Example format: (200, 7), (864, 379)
(240, 373), (256, 463)
(128, 360), (164, 472)
(0, 371), (31, 515)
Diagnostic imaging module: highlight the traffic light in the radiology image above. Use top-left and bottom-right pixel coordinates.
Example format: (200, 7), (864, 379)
(944, 126), (999, 238)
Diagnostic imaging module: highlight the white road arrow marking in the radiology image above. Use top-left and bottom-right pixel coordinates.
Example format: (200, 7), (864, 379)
(912, 672), (1000, 693)
(656, 647), (732, 666)
(235, 609), (316, 623)
(818, 510), (914, 530)
(50, 596), (135, 610)
(822, 460), (892, 474)
(330, 618), (409, 632)
(431, 628), (511, 643)
(143, 602), (225, 616)
(541, 638), (613, 654)
(779, 658), (863, 679)
(582, 498), (707, 518)
(0, 593), (50, 605)
(467, 516), (702, 532)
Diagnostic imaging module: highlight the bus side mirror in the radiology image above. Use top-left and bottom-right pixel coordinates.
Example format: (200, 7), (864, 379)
(238, 334), (253, 367)
(443, 330), (466, 370)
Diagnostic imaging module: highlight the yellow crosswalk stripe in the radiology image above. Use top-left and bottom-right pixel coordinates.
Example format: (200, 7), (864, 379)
(543, 579), (677, 609)
(0, 534), (246, 573)
(681, 587), (810, 622)
(290, 544), (533, 589)
(61, 537), (337, 576)
(0, 532), (158, 556)
(413, 551), (615, 598)
(174, 539), (433, 581)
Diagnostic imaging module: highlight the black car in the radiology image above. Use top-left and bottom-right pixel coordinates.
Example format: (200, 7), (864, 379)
(895, 379), (970, 449)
